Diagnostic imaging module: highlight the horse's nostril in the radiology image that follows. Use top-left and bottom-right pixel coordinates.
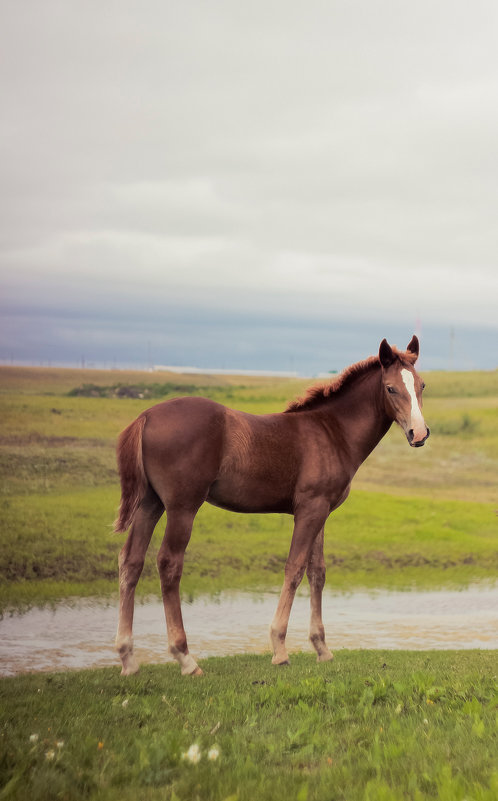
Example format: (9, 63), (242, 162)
(408, 429), (414, 443)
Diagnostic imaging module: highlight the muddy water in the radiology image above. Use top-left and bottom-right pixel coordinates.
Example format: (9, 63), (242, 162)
(1, 584), (498, 677)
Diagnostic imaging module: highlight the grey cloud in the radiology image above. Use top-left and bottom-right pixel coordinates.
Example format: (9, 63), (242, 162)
(1, 0), (497, 370)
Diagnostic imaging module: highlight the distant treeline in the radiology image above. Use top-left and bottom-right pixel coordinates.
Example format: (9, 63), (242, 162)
(67, 382), (241, 399)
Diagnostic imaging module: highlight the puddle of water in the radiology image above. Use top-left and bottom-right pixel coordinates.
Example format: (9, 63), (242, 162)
(1, 584), (498, 677)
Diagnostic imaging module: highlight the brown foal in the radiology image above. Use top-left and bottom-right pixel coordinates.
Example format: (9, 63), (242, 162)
(114, 336), (429, 676)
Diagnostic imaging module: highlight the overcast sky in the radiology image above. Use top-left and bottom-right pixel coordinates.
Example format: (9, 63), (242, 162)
(1, 0), (497, 374)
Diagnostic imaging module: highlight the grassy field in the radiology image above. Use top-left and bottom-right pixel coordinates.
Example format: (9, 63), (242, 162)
(1, 651), (498, 801)
(1, 365), (498, 801)
(0, 364), (497, 609)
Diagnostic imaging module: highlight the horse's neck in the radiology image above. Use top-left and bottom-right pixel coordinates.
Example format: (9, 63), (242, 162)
(322, 370), (392, 471)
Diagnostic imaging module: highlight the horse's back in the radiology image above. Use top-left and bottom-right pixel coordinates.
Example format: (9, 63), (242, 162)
(139, 396), (300, 513)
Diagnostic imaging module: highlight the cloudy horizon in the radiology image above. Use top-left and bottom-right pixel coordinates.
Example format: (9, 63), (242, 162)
(1, 1), (497, 374)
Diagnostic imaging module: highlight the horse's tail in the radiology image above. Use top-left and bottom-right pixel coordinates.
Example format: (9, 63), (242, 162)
(114, 415), (148, 533)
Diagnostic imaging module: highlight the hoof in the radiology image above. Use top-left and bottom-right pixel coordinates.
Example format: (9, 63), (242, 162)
(121, 666), (140, 676)
(317, 651), (334, 663)
(119, 652), (140, 676)
(271, 656), (290, 666)
(191, 666), (203, 676)
(120, 659), (140, 676)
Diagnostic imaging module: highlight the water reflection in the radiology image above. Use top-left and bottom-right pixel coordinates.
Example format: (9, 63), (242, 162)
(1, 584), (497, 676)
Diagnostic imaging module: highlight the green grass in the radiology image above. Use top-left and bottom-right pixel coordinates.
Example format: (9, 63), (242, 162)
(1, 651), (498, 801)
(1, 487), (497, 611)
(423, 370), (498, 398)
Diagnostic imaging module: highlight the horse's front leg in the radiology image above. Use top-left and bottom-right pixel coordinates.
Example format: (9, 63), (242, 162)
(306, 527), (333, 662)
(269, 501), (329, 665)
(157, 507), (202, 676)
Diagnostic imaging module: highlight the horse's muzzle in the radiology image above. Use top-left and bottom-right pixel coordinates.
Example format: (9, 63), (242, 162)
(408, 427), (430, 447)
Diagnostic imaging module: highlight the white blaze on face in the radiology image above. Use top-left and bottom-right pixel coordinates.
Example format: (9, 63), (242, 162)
(401, 368), (426, 438)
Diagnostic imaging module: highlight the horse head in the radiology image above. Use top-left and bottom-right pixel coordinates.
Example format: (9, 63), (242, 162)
(379, 335), (430, 447)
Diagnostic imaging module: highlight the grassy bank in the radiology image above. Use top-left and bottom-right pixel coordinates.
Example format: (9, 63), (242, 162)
(1, 651), (498, 801)
(1, 365), (497, 610)
(1, 487), (497, 611)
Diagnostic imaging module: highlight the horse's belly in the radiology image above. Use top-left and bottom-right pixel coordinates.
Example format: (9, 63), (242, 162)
(207, 477), (293, 515)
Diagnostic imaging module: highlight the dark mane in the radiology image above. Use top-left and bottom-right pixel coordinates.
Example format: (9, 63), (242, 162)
(285, 347), (417, 413)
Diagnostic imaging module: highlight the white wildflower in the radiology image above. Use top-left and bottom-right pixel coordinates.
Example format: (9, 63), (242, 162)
(29, 734), (39, 743)
(207, 746), (220, 761)
(45, 750), (55, 761)
(122, 699), (129, 708)
(423, 718), (429, 726)
(56, 741), (64, 749)
(182, 744), (201, 764)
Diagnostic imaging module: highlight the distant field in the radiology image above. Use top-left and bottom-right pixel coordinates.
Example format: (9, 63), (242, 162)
(1, 363), (497, 397)
(0, 365), (497, 609)
(0, 365), (304, 398)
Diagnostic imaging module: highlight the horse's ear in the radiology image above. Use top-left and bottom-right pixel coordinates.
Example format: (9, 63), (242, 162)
(379, 338), (395, 368)
(406, 334), (419, 358)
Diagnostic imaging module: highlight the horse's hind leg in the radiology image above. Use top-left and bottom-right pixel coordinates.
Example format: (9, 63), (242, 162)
(116, 486), (164, 675)
(306, 527), (333, 662)
(157, 506), (202, 676)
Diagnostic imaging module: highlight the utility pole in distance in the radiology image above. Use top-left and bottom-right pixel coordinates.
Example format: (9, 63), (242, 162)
(449, 327), (455, 371)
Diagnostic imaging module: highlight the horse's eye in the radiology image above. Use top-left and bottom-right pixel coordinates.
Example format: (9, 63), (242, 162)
(422, 382), (426, 390)
(387, 386), (396, 394)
